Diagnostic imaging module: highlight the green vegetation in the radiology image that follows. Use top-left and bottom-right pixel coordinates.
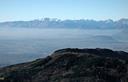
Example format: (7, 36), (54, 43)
(0, 48), (128, 82)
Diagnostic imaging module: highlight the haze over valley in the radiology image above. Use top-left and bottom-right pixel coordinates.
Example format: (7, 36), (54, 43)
(0, 0), (128, 81)
(0, 18), (128, 66)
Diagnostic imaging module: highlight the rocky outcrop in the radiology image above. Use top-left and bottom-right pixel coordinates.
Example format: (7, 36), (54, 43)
(0, 48), (128, 82)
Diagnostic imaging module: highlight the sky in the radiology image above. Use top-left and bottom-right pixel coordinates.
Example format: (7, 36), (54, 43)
(0, 0), (128, 22)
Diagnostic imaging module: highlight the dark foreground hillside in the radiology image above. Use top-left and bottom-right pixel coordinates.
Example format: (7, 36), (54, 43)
(0, 48), (128, 82)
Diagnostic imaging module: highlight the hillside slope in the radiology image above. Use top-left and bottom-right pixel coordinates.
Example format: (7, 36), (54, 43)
(0, 48), (128, 82)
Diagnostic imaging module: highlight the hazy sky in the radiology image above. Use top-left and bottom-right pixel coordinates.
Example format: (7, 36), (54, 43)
(0, 0), (128, 22)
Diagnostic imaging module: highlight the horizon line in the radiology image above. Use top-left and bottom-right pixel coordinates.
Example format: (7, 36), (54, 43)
(0, 17), (128, 23)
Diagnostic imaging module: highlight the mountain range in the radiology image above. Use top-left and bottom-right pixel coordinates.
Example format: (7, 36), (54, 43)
(0, 18), (128, 29)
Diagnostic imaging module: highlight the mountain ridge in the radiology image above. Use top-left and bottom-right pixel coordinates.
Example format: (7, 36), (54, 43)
(0, 18), (128, 29)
